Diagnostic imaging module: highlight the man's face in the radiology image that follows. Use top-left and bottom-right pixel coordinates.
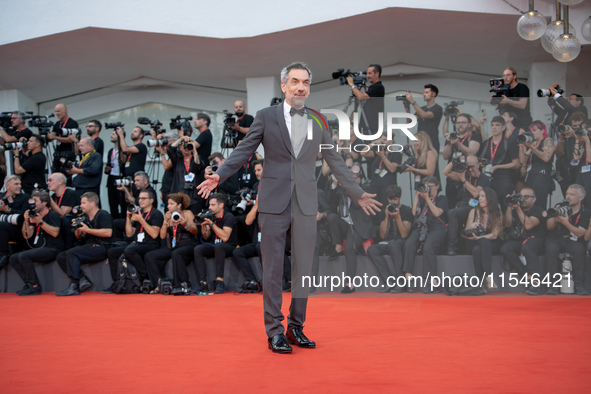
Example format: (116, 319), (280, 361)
(33, 196), (45, 211)
(520, 189), (536, 210)
(80, 197), (94, 213)
(78, 139), (91, 155)
(47, 174), (61, 192)
(423, 88), (436, 102)
(27, 137), (40, 151)
(570, 119), (584, 130)
(7, 179), (22, 195)
(54, 104), (66, 121)
(281, 68), (310, 108)
(210, 156), (224, 167)
(503, 69), (516, 85)
(234, 101), (245, 116)
(366, 67), (379, 84)
(565, 187), (583, 207)
(10, 113), (24, 128)
(501, 112), (513, 125)
(209, 198), (223, 215)
(131, 127), (142, 141)
(466, 158), (480, 177)
(110, 130), (118, 142)
(86, 122), (98, 136)
(138, 192), (152, 210)
(254, 164), (263, 180)
(134, 176), (148, 190)
(568, 95), (581, 108)
(491, 122), (505, 136)
(456, 117), (470, 134)
(194, 117), (206, 130)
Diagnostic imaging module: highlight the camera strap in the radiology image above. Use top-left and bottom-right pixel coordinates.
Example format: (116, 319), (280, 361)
(139, 208), (153, 233)
(78, 150), (96, 168)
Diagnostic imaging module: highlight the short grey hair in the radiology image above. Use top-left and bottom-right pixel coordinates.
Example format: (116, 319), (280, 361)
(568, 183), (586, 198)
(134, 171), (149, 181)
(280, 62), (312, 84)
(81, 136), (95, 148)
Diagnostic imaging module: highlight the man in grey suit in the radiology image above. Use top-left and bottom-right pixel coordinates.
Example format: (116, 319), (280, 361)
(198, 62), (380, 353)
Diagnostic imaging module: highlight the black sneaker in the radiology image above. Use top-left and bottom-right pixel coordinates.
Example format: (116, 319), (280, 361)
(55, 283), (80, 296)
(16, 284), (31, 296)
(575, 284), (590, 296)
(214, 279), (225, 294)
(79, 276), (93, 292)
(0, 254), (8, 269)
(19, 284), (42, 296)
(525, 285), (544, 296)
(192, 282), (210, 295)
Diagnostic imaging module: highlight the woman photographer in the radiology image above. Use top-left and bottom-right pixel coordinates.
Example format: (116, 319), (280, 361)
(520, 121), (555, 209)
(463, 187), (503, 292)
(144, 192), (197, 294)
(403, 131), (438, 188)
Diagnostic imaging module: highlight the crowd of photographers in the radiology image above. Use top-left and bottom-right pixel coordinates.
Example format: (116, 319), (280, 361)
(0, 65), (590, 297)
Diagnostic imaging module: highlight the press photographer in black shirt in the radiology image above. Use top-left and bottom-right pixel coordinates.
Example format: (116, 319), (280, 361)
(48, 103), (80, 174)
(0, 175), (31, 268)
(546, 83), (587, 126)
(116, 125), (147, 179)
(0, 112), (33, 143)
(347, 64), (385, 135)
(228, 100), (255, 145)
(519, 121), (555, 209)
(12, 134), (47, 194)
(86, 120), (104, 157)
(406, 84), (443, 152)
(556, 112), (587, 197)
(492, 67), (532, 129)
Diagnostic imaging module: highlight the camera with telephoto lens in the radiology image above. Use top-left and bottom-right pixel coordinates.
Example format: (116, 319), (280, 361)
(479, 158), (493, 178)
(387, 201), (398, 214)
(5, 142), (25, 151)
(575, 128), (590, 138)
(170, 210), (182, 223)
(138, 117), (164, 134)
(537, 87), (564, 97)
(223, 110), (236, 126)
(182, 140), (194, 151)
(105, 122), (125, 130)
(115, 177), (132, 187)
(516, 131), (534, 144)
(58, 156), (77, 170)
(27, 198), (38, 217)
(169, 115), (193, 136)
(159, 278), (173, 295)
(544, 200), (572, 218)
(396, 95), (410, 103)
(489, 78), (510, 105)
(452, 152), (467, 173)
(127, 204), (139, 214)
(397, 144), (417, 173)
(449, 132), (459, 140)
(147, 139), (168, 148)
(71, 215), (89, 229)
(28, 114), (55, 135)
(171, 281), (192, 296)
(194, 209), (214, 224)
(0, 213), (23, 226)
(443, 101), (464, 117)
(332, 68), (367, 86)
(140, 279), (153, 294)
(506, 193), (524, 206)
(232, 188), (257, 214)
(556, 124), (568, 134)
(461, 224), (486, 238)
(56, 128), (79, 137)
(416, 183), (429, 193)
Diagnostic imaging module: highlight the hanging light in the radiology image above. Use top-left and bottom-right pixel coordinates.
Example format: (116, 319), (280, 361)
(582, 16), (591, 41)
(542, 20), (576, 53)
(517, 0), (547, 40)
(552, 5), (581, 62)
(558, 0), (584, 6)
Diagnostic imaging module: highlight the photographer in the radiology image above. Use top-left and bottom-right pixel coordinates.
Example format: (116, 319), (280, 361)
(500, 187), (546, 295)
(555, 112), (587, 197)
(444, 155), (491, 255)
(115, 125), (147, 179)
(442, 113), (482, 208)
(193, 193), (238, 295)
(463, 188), (503, 292)
(207, 152), (240, 196)
(406, 84), (443, 152)
(491, 67), (532, 129)
(55, 192), (113, 296)
(103, 189), (164, 294)
(360, 135), (401, 204)
(402, 131), (438, 187)
(0, 112), (32, 143)
(9, 191), (64, 295)
(168, 135), (204, 214)
(402, 176), (448, 293)
(519, 121), (555, 208)
(544, 184), (590, 295)
(347, 64), (384, 135)
(105, 129), (127, 219)
(0, 175), (31, 268)
(48, 103), (80, 174)
(574, 118), (591, 207)
(479, 116), (520, 211)
(144, 193), (198, 294)
(228, 100), (255, 145)
(192, 113), (213, 166)
(366, 185), (413, 293)
(500, 110), (523, 145)
(12, 134), (47, 194)
(47, 172), (80, 249)
(118, 171), (158, 209)
(546, 84), (588, 125)
(148, 131), (175, 202)
(67, 137), (103, 198)
(85, 120), (104, 157)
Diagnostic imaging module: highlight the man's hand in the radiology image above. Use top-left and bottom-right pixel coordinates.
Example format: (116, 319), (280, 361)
(357, 193), (382, 216)
(405, 92), (415, 105)
(197, 174), (220, 200)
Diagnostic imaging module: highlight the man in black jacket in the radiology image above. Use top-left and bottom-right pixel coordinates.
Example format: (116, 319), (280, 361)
(67, 137), (103, 198)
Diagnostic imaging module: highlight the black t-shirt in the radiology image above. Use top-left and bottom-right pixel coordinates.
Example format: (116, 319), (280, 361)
(547, 208), (591, 243)
(456, 172), (492, 206)
(52, 118), (80, 153)
(51, 188), (80, 211)
(196, 129), (213, 166)
(19, 151), (47, 193)
(1, 192), (31, 215)
(237, 154), (259, 189)
(209, 211), (238, 246)
(417, 104), (443, 151)
(131, 208), (164, 246)
(82, 209), (113, 246)
(416, 194), (448, 230)
(13, 127), (33, 141)
(500, 83), (532, 129)
(132, 185), (159, 209)
(480, 136), (519, 178)
(235, 114), (255, 143)
(364, 81), (385, 133)
(369, 151), (402, 188)
(445, 132), (483, 161)
(123, 143), (147, 177)
(26, 210), (64, 251)
(518, 204), (546, 239)
(168, 148), (203, 204)
(92, 136), (104, 157)
(382, 204), (413, 241)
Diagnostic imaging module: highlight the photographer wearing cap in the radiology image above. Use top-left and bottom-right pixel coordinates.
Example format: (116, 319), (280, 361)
(0, 175), (31, 268)
(366, 185), (413, 293)
(67, 137), (103, 199)
(12, 134), (47, 194)
(347, 64), (384, 135)
(48, 103), (80, 174)
(406, 84), (443, 152)
(491, 67), (532, 129)
(0, 112), (32, 143)
(10, 191), (64, 295)
(103, 189), (164, 294)
(55, 192), (113, 296)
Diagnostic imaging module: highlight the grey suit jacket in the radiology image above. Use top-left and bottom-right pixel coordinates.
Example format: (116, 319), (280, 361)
(216, 103), (364, 216)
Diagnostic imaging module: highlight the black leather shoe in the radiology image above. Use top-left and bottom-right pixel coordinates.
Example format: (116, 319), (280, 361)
(79, 276), (93, 292)
(268, 334), (292, 353)
(390, 284), (405, 293)
(286, 327), (316, 348)
(525, 285), (544, 296)
(341, 286), (355, 294)
(282, 281), (292, 292)
(546, 287), (559, 295)
(55, 283), (80, 296)
(575, 284), (590, 296)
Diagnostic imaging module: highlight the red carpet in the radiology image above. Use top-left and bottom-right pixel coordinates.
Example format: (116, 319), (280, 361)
(1, 292), (590, 393)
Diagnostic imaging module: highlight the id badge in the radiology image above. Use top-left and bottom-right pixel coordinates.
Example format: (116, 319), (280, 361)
(415, 174), (421, 183)
(469, 198), (479, 207)
(257, 232), (261, 243)
(34, 235), (39, 245)
(570, 232), (578, 242)
(137, 232), (145, 243)
(571, 159), (580, 166)
(379, 169), (388, 178)
(184, 172), (195, 182)
(125, 161), (130, 168)
(316, 160), (322, 167)
(214, 238), (222, 244)
(581, 165), (591, 173)
(526, 164), (532, 172)
(172, 237), (177, 248)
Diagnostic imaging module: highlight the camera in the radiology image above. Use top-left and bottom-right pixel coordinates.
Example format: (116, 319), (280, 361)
(489, 78), (510, 105)
(516, 131), (534, 145)
(169, 115), (193, 136)
(413, 216), (429, 242)
(397, 144), (417, 173)
(480, 158), (493, 178)
(182, 141), (194, 151)
(332, 68), (367, 86)
(506, 193), (524, 206)
(56, 128), (79, 137)
(396, 95), (410, 103)
(575, 128), (590, 138)
(71, 215), (89, 229)
(451, 153), (467, 173)
(140, 279), (153, 294)
(0, 213), (23, 226)
(5, 142), (25, 151)
(115, 177), (132, 187)
(387, 201), (398, 214)
(28, 114), (55, 135)
(127, 204), (140, 214)
(223, 110), (236, 126)
(232, 188), (257, 214)
(27, 198), (38, 217)
(545, 200), (572, 218)
(416, 183), (429, 193)
(170, 210), (182, 223)
(58, 156), (76, 170)
(449, 132), (459, 140)
(537, 87), (564, 97)
(556, 124), (569, 134)
(443, 101), (464, 117)
(147, 139), (168, 148)
(171, 281), (192, 296)
(138, 117), (164, 134)
(0, 112), (17, 133)
(461, 225), (486, 238)
(160, 278), (173, 295)
(105, 122), (124, 130)
(194, 209), (214, 224)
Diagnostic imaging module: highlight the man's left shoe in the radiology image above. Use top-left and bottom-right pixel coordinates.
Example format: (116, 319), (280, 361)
(19, 284), (42, 296)
(214, 279), (225, 294)
(268, 334), (292, 354)
(286, 327), (316, 348)
(55, 283), (80, 296)
(575, 284), (590, 296)
(79, 276), (93, 292)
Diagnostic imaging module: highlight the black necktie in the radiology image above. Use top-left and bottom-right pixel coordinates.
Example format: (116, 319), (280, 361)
(290, 107), (306, 117)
